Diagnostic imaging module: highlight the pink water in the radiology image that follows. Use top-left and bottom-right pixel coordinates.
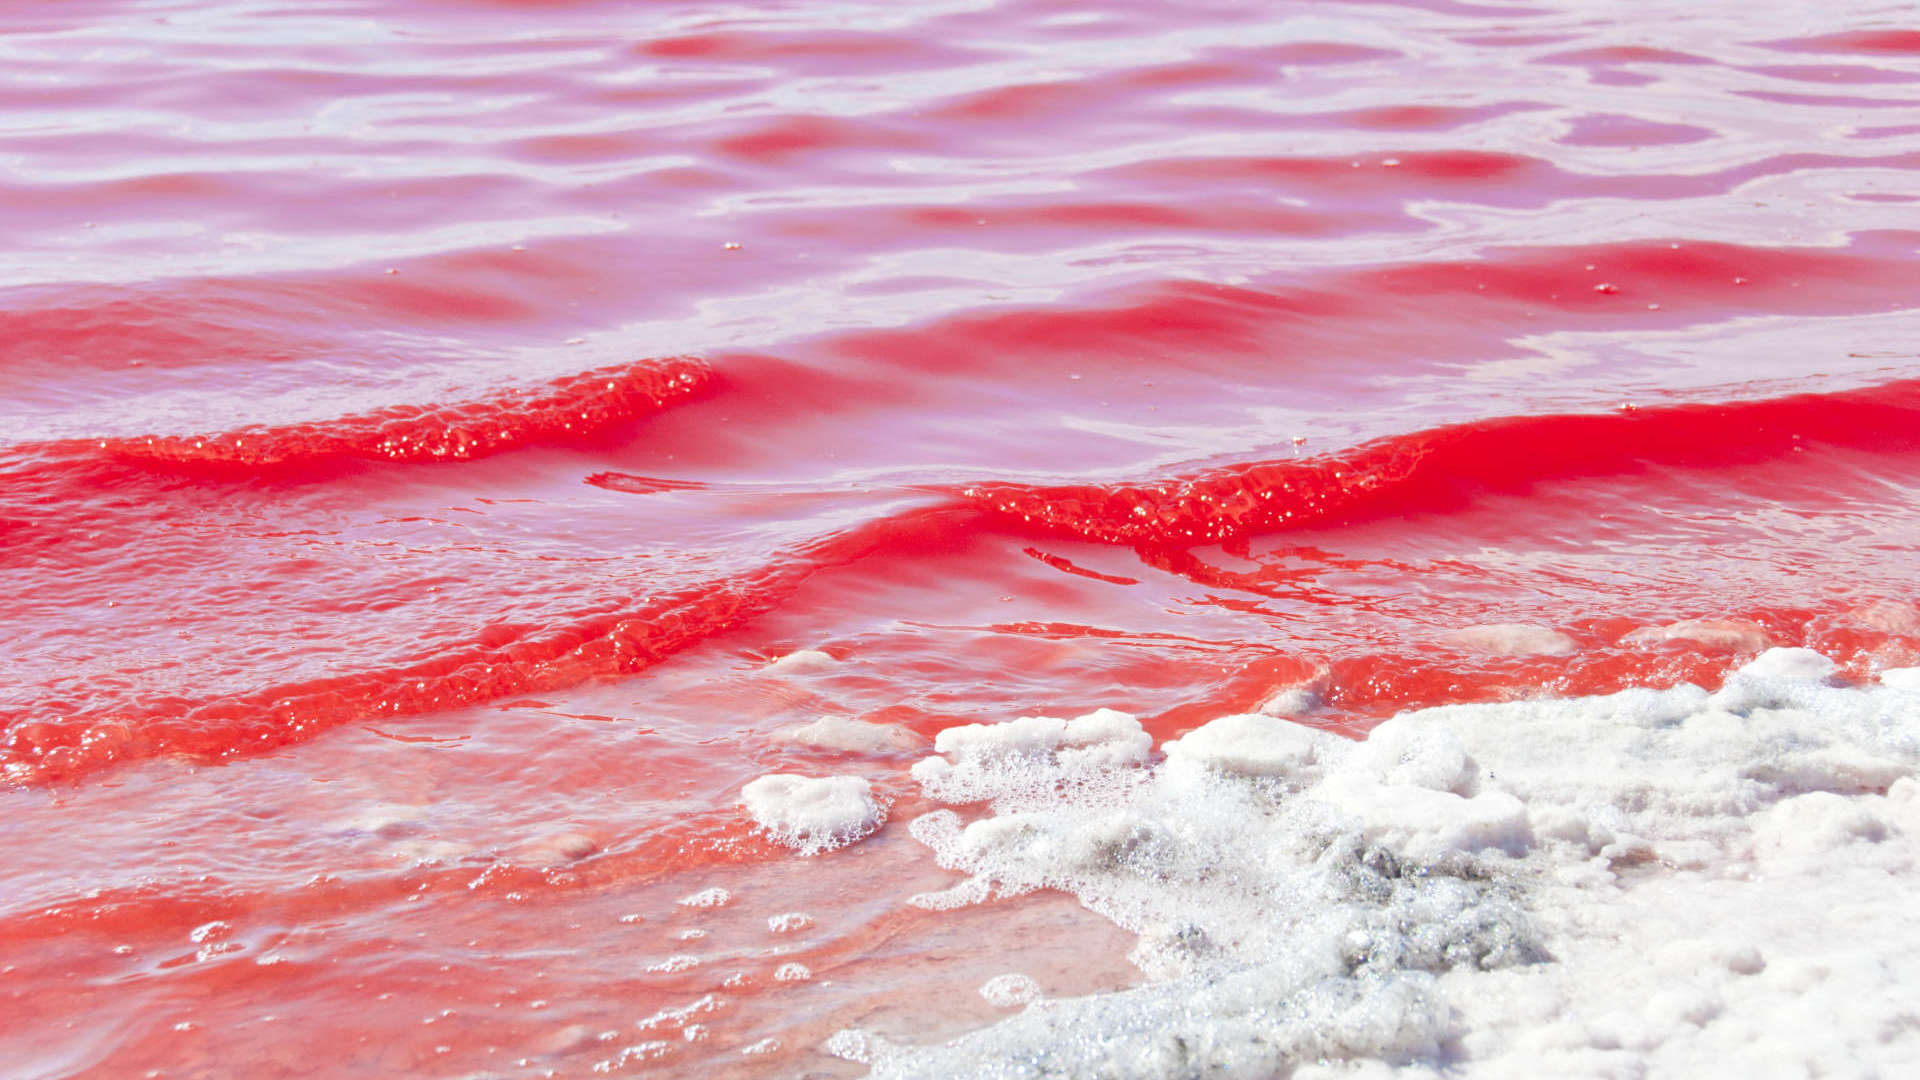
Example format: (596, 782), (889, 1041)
(4, 0), (1920, 1074)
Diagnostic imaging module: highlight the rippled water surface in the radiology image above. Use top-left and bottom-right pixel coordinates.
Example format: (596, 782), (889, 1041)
(4, 0), (1920, 1075)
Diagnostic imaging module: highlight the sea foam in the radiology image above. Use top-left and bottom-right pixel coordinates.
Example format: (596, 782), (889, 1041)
(836, 649), (1920, 1076)
(740, 774), (886, 856)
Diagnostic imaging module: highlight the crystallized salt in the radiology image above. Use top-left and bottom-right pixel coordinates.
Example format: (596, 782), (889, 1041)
(911, 708), (1151, 809)
(1443, 623), (1578, 657)
(774, 715), (921, 754)
(840, 649), (1920, 1077)
(740, 774), (885, 856)
(1160, 711), (1330, 781)
(1883, 666), (1920, 691)
(764, 649), (837, 673)
(1624, 617), (1769, 652)
(767, 912), (813, 934)
(978, 973), (1041, 1008)
(675, 886), (731, 908)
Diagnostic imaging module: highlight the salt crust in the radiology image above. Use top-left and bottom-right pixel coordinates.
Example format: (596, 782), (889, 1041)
(764, 649), (837, 673)
(767, 912), (813, 934)
(1622, 618), (1770, 653)
(774, 715), (921, 754)
(676, 886), (731, 908)
(979, 973), (1043, 1008)
(740, 774), (885, 856)
(836, 650), (1920, 1077)
(1443, 623), (1578, 657)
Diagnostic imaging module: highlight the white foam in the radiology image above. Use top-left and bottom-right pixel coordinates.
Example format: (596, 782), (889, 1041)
(842, 649), (1920, 1076)
(1881, 667), (1920, 692)
(740, 774), (886, 856)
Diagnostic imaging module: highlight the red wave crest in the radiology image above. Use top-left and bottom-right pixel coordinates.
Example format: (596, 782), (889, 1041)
(0, 559), (805, 787)
(100, 356), (710, 473)
(961, 379), (1920, 547)
(0, 502), (976, 787)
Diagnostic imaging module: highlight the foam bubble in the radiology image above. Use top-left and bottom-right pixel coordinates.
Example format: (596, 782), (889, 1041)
(846, 648), (1920, 1076)
(740, 774), (885, 856)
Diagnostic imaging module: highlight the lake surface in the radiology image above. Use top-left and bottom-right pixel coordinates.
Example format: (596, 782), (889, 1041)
(4, 0), (1919, 1075)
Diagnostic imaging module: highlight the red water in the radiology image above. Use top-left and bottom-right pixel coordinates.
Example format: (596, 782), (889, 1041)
(5, 0), (1920, 1074)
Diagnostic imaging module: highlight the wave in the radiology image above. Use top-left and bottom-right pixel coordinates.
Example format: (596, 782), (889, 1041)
(959, 378), (1920, 548)
(0, 503), (973, 787)
(0, 559), (809, 786)
(98, 355), (710, 474)
(9, 377), (1918, 787)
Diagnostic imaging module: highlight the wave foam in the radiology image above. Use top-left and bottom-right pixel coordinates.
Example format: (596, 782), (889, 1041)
(842, 649), (1920, 1076)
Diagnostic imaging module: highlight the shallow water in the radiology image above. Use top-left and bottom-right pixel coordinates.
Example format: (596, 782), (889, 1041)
(3, 0), (1919, 1075)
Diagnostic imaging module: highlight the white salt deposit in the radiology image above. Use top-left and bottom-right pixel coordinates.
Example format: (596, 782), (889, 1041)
(635, 994), (721, 1033)
(1624, 618), (1770, 652)
(676, 886), (731, 908)
(837, 650), (1920, 1077)
(740, 773), (886, 856)
(764, 649), (837, 673)
(979, 973), (1042, 1008)
(767, 912), (813, 934)
(774, 715), (921, 754)
(1882, 668), (1920, 692)
(1852, 599), (1920, 634)
(512, 828), (601, 865)
(1256, 684), (1322, 716)
(1257, 666), (1331, 716)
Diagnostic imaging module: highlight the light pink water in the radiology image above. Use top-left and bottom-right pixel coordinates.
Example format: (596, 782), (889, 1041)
(3, 0), (1920, 1075)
